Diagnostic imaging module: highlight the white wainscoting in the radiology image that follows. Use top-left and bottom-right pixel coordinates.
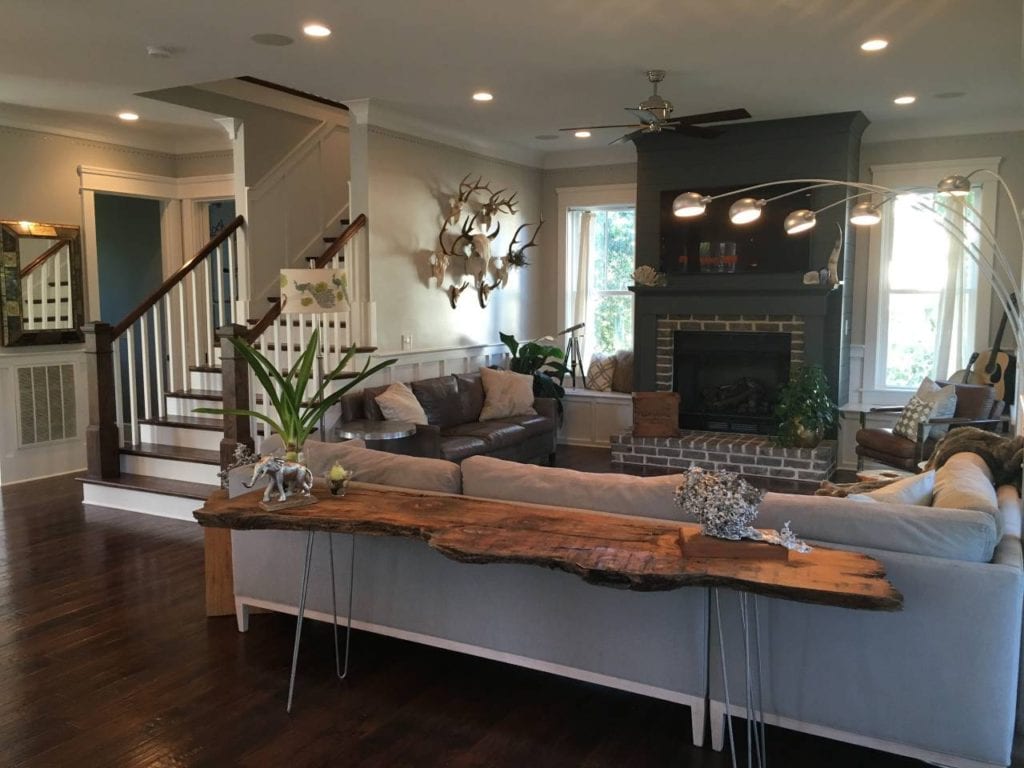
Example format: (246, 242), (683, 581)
(361, 343), (509, 387)
(559, 387), (633, 447)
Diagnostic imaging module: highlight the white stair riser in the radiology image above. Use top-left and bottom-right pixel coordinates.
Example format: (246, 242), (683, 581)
(140, 423), (222, 451)
(120, 453), (220, 485)
(190, 370), (223, 390)
(82, 483), (209, 522)
(166, 397), (221, 417)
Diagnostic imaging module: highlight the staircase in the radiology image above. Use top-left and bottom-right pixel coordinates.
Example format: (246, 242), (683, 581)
(80, 214), (375, 520)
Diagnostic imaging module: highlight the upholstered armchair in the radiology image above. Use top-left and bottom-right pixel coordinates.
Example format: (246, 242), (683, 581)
(855, 382), (1005, 471)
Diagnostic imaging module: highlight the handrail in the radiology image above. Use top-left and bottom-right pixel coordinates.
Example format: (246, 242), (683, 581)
(245, 213), (366, 342)
(19, 239), (70, 278)
(112, 215), (244, 338)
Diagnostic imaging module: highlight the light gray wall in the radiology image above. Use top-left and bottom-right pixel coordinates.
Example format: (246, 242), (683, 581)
(174, 150), (233, 177)
(852, 129), (1024, 346)
(366, 128), (544, 352)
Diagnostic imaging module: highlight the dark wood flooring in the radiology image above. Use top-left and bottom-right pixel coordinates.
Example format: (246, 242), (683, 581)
(1, 468), (915, 768)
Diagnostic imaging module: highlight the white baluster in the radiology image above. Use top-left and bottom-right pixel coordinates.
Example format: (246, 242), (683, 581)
(286, 311), (294, 376)
(154, 302), (165, 419)
(215, 242), (225, 332)
(164, 297), (176, 393)
(190, 269), (201, 368)
(177, 281), (188, 390)
(273, 319), (282, 381)
(203, 257), (213, 363)
(140, 314), (151, 421)
(61, 246), (71, 327)
(126, 325), (140, 446)
(227, 235), (236, 326)
(113, 336), (124, 445)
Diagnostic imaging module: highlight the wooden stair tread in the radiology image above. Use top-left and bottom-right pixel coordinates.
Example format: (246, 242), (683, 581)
(139, 415), (224, 431)
(165, 389), (222, 401)
(78, 473), (216, 500)
(189, 365), (222, 374)
(120, 442), (220, 465)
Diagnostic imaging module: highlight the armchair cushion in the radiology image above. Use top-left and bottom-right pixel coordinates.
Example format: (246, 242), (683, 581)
(855, 427), (920, 460)
(892, 378), (957, 442)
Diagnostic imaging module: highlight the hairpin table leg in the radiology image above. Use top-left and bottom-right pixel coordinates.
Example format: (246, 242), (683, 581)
(286, 530), (315, 713)
(328, 532), (356, 680)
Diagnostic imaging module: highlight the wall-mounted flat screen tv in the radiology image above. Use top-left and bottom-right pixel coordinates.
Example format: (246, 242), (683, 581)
(660, 185), (813, 274)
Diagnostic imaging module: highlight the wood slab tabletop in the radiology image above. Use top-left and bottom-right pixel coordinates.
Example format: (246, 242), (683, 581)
(195, 483), (903, 611)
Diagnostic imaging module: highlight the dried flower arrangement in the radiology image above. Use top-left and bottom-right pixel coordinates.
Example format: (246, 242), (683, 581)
(673, 466), (811, 553)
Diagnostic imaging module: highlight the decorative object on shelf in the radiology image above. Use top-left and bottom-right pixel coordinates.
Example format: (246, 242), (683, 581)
(499, 331), (569, 417)
(632, 391), (680, 437)
(217, 443), (259, 490)
(673, 466), (811, 553)
(326, 462), (353, 496)
(631, 264), (667, 287)
(770, 364), (835, 448)
(773, 365), (837, 449)
(243, 455), (315, 507)
(802, 224), (844, 287)
(433, 174), (542, 309)
(194, 328), (395, 459)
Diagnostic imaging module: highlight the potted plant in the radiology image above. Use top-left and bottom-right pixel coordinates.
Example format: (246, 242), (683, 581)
(499, 332), (570, 416)
(772, 365), (837, 448)
(196, 328), (395, 459)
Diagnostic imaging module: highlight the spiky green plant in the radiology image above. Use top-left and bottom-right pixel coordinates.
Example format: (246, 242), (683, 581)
(196, 329), (395, 455)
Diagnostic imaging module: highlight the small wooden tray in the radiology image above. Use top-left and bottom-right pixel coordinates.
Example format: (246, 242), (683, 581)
(678, 527), (790, 561)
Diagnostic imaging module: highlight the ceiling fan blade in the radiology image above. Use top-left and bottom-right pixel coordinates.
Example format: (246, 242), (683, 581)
(558, 123), (644, 131)
(665, 123), (723, 139)
(625, 107), (659, 125)
(666, 108), (752, 125)
(612, 128), (649, 144)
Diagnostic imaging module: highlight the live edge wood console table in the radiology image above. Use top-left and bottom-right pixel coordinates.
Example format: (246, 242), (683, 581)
(195, 483), (902, 764)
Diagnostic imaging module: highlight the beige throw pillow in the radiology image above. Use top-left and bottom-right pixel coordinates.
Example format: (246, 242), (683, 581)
(479, 367), (536, 421)
(892, 377), (957, 443)
(933, 452), (999, 519)
(587, 353), (616, 392)
(374, 382), (428, 425)
(851, 470), (936, 506)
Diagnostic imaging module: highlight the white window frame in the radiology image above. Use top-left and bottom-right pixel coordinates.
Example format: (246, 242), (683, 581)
(555, 184), (637, 347)
(861, 157), (1001, 404)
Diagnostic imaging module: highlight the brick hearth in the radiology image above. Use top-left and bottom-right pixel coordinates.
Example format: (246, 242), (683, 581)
(610, 431), (836, 483)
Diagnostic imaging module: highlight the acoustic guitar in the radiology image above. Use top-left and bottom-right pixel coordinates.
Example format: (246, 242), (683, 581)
(956, 293), (1018, 401)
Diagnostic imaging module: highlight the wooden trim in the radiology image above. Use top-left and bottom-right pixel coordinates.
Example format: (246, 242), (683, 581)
(237, 76), (350, 112)
(111, 215), (244, 338)
(245, 214), (366, 342)
(18, 238), (70, 278)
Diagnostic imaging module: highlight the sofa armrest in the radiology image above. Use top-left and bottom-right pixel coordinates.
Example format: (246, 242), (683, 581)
(533, 397), (557, 422)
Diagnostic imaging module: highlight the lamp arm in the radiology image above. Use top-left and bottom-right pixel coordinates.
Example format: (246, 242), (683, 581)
(705, 178), (890, 204)
(968, 169), (1024, 257)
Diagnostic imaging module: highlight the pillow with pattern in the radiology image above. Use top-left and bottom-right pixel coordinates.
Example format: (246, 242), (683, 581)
(892, 378), (957, 443)
(586, 353), (616, 392)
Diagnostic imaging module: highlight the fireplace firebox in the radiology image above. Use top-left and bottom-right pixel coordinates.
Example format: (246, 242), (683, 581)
(674, 331), (791, 434)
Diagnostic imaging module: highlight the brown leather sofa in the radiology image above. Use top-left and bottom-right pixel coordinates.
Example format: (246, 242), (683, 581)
(336, 372), (558, 465)
(855, 381), (1005, 471)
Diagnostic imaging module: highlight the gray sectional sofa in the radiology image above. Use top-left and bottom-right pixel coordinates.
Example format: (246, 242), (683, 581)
(227, 441), (1024, 767)
(336, 372), (558, 465)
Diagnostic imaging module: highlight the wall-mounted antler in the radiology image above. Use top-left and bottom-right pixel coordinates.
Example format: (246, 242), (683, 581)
(477, 189), (519, 229)
(430, 229), (451, 283)
(477, 280), (499, 308)
(506, 218), (544, 268)
(448, 281), (470, 309)
(447, 174), (493, 225)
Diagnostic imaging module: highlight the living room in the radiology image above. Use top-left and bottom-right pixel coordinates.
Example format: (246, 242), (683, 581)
(1, 2), (1023, 766)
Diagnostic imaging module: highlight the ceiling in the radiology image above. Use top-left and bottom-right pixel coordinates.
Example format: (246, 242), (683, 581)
(1, 0), (1021, 164)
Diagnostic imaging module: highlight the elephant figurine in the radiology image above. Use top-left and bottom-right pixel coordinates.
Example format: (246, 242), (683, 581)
(243, 456), (313, 503)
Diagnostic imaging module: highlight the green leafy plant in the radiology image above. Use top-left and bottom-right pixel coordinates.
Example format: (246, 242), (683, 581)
(499, 331), (570, 413)
(196, 329), (395, 456)
(773, 365), (837, 448)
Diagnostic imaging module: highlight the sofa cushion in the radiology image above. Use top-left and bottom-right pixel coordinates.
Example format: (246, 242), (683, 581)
(462, 455), (697, 522)
(933, 452), (1000, 521)
(411, 375), (462, 428)
(757, 492), (997, 562)
(586, 353), (616, 392)
(454, 373), (485, 423)
(375, 382), (428, 425)
(485, 413), (555, 438)
(303, 440), (461, 493)
(361, 384), (389, 421)
(479, 367), (536, 420)
(443, 422), (526, 450)
(851, 470), (935, 506)
(439, 435), (488, 462)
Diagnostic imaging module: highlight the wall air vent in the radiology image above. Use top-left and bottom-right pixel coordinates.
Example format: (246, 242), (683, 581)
(17, 364), (76, 446)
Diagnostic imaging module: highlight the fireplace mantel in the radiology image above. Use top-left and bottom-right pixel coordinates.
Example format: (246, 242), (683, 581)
(631, 280), (838, 317)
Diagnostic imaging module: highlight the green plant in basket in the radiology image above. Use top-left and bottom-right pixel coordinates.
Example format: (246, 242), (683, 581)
(772, 365), (837, 449)
(196, 328), (395, 458)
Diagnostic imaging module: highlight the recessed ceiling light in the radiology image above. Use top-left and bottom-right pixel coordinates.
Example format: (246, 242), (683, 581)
(472, 91), (494, 102)
(860, 38), (889, 52)
(251, 33), (294, 46)
(118, 111), (140, 122)
(302, 23), (331, 38)
(893, 95), (916, 105)
(574, 130), (592, 139)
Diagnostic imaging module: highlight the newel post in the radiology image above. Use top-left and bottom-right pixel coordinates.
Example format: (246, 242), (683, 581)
(217, 324), (254, 469)
(83, 321), (119, 479)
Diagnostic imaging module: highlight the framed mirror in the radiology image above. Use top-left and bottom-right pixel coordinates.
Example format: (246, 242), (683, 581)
(1, 220), (84, 345)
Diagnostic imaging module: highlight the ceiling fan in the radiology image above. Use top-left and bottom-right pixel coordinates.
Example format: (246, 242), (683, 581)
(559, 70), (751, 143)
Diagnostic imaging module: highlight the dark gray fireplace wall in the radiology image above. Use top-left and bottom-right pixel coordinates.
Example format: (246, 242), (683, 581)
(632, 111), (868, 400)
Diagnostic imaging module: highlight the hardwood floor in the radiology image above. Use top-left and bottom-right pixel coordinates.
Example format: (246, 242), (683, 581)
(0, 471), (918, 768)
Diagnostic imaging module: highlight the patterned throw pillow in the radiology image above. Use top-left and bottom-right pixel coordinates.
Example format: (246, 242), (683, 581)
(892, 378), (957, 443)
(586, 353), (616, 392)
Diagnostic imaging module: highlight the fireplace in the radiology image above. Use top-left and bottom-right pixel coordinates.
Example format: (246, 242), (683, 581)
(674, 330), (791, 434)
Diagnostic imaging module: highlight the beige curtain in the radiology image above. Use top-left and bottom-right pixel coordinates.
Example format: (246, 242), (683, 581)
(573, 211), (593, 360)
(934, 196), (972, 378)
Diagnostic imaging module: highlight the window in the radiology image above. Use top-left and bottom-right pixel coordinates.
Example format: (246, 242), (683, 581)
(863, 159), (999, 401)
(567, 208), (636, 359)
